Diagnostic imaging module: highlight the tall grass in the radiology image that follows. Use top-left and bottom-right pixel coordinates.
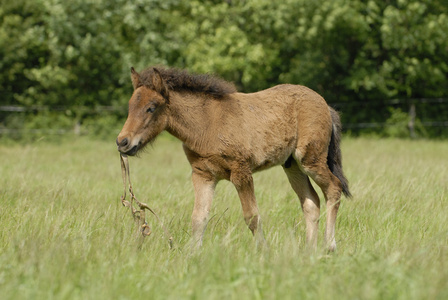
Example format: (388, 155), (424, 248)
(0, 136), (447, 299)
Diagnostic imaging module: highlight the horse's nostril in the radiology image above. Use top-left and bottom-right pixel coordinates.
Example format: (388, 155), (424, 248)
(117, 137), (129, 148)
(121, 138), (129, 147)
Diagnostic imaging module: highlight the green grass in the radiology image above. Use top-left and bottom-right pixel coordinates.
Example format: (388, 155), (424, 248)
(1, 135), (447, 299)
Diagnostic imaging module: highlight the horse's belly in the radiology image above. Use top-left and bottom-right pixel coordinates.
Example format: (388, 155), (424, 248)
(251, 141), (295, 172)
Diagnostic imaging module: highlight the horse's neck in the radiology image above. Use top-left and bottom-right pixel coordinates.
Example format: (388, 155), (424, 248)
(166, 92), (217, 152)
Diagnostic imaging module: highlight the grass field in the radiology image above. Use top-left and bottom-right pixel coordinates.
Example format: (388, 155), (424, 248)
(0, 135), (447, 299)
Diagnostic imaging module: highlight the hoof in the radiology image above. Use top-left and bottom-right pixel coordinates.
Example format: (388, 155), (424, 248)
(327, 240), (337, 253)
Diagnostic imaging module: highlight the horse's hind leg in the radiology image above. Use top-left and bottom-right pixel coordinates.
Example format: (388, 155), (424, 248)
(283, 158), (320, 250)
(230, 168), (268, 249)
(295, 148), (343, 252)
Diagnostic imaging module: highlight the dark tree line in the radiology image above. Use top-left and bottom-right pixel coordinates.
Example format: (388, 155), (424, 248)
(1, 0), (447, 137)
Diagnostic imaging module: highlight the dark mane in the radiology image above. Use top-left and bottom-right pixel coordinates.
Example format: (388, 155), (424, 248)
(139, 67), (237, 98)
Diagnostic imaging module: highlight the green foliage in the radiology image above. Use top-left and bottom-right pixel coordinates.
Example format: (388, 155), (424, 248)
(383, 108), (411, 138)
(0, 0), (181, 109)
(353, 0), (448, 99)
(179, 0), (281, 91)
(383, 107), (428, 138)
(0, 110), (76, 142)
(1, 0), (447, 136)
(82, 114), (123, 140)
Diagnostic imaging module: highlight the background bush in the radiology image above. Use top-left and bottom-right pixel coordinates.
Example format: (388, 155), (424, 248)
(1, 0), (447, 138)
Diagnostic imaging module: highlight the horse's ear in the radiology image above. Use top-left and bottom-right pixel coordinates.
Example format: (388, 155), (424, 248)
(131, 67), (141, 90)
(152, 68), (169, 102)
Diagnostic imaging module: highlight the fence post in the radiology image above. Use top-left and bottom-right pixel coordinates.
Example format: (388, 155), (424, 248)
(408, 103), (416, 139)
(74, 121), (81, 135)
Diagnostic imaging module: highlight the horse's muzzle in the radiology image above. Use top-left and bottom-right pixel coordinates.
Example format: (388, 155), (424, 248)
(116, 138), (139, 156)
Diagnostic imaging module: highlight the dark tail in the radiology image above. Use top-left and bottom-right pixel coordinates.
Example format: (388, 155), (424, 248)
(328, 108), (352, 198)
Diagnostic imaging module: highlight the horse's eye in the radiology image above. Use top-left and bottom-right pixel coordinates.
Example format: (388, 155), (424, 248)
(146, 104), (157, 113)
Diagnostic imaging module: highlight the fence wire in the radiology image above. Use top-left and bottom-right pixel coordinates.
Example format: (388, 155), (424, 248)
(1, 98), (448, 136)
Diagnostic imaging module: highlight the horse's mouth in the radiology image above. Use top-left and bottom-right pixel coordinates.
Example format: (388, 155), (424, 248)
(118, 144), (139, 156)
(126, 145), (139, 156)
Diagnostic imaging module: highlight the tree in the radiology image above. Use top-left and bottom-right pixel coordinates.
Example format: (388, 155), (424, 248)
(1, 0), (447, 137)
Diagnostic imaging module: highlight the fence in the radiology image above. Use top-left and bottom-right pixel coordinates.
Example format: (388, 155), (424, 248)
(0, 105), (123, 136)
(1, 98), (448, 137)
(330, 98), (448, 137)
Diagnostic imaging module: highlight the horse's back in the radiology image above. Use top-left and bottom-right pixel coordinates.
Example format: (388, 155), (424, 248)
(268, 83), (332, 132)
(226, 84), (332, 171)
(235, 84), (332, 132)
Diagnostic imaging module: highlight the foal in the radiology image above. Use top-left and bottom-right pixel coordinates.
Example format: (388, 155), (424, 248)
(117, 67), (351, 251)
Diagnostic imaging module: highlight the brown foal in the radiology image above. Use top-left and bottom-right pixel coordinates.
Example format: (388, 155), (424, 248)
(117, 67), (351, 251)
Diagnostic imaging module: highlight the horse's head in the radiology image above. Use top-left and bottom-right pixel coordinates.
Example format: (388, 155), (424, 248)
(116, 67), (169, 156)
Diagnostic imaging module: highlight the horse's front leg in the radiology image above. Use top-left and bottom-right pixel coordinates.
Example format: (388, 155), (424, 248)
(230, 170), (268, 249)
(191, 172), (216, 248)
